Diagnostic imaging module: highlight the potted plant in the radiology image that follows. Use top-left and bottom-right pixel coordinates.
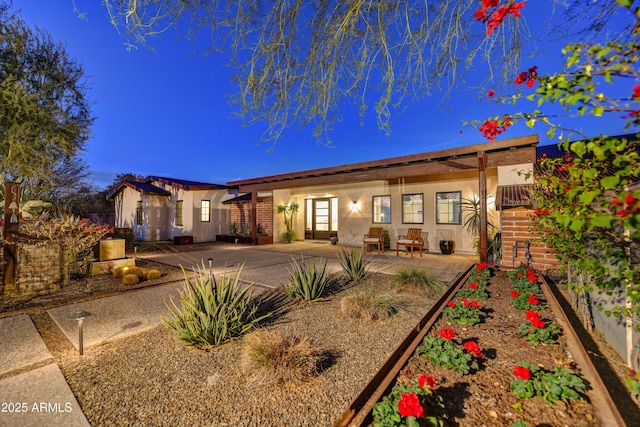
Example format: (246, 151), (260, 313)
(438, 230), (455, 255)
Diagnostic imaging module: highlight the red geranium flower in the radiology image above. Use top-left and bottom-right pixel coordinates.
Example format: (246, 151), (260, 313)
(463, 298), (471, 307)
(476, 262), (487, 270)
(531, 317), (546, 329)
(526, 309), (539, 321)
(471, 300), (480, 309)
(527, 295), (539, 305)
(469, 282), (479, 289)
(511, 290), (520, 299)
(440, 328), (456, 340)
(464, 341), (483, 358)
(398, 392), (424, 418)
(513, 365), (531, 380)
(418, 373), (437, 389)
(447, 301), (456, 308)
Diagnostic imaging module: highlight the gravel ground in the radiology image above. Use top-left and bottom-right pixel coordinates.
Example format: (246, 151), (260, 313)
(50, 275), (439, 427)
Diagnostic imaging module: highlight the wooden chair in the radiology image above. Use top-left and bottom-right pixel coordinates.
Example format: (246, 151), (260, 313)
(363, 227), (385, 254)
(396, 228), (424, 258)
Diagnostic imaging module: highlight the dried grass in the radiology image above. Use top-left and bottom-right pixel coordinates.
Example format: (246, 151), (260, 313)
(240, 329), (324, 386)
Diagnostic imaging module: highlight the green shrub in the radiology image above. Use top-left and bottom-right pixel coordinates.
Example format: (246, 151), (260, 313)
(162, 263), (270, 347)
(394, 266), (443, 296)
(122, 273), (140, 286)
(240, 329), (324, 385)
(146, 269), (162, 280)
(283, 255), (328, 302)
(337, 248), (369, 283)
(340, 290), (398, 321)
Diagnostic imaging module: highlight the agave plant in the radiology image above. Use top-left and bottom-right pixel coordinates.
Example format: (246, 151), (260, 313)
(337, 248), (369, 283)
(162, 263), (270, 347)
(283, 255), (328, 302)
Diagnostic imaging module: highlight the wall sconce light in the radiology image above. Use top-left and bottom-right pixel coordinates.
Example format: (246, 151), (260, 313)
(350, 200), (359, 212)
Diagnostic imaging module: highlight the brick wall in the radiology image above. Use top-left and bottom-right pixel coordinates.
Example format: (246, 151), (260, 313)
(230, 198), (273, 236)
(500, 207), (562, 272)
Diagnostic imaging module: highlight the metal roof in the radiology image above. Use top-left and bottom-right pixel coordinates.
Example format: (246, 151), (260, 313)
(147, 176), (227, 191)
(106, 181), (171, 200)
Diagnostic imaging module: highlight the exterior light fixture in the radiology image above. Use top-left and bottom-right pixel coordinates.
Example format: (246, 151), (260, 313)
(350, 201), (359, 212)
(68, 310), (92, 355)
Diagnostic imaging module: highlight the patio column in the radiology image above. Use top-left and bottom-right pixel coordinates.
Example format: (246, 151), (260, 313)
(251, 190), (258, 245)
(478, 151), (488, 263)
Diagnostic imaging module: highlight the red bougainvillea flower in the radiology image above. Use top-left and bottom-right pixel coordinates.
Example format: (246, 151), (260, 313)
(526, 309), (539, 321)
(447, 301), (456, 308)
(531, 317), (546, 329)
(479, 115), (513, 141)
(633, 85), (640, 99)
(398, 392), (424, 418)
(613, 198), (623, 206)
(440, 328), (456, 340)
(464, 341), (484, 358)
(418, 373), (437, 389)
(511, 290), (520, 299)
(527, 295), (539, 305)
(618, 209), (629, 217)
(469, 282), (479, 290)
(486, 89), (495, 97)
(513, 365), (531, 380)
(625, 194), (637, 205)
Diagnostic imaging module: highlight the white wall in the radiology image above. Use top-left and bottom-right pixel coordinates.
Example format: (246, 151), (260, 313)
(276, 172), (500, 254)
(498, 163), (534, 185)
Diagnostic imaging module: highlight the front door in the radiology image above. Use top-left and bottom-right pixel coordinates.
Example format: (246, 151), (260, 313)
(312, 198), (331, 239)
(305, 198), (338, 240)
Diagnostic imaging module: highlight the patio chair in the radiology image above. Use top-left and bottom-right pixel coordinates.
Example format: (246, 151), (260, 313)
(396, 228), (424, 258)
(363, 227), (385, 254)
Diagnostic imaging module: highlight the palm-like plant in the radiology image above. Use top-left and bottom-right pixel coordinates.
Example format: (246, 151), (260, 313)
(277, 202), (300, 243)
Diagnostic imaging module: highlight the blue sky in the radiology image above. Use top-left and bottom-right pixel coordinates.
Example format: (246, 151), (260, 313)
(11, 1), (636, 189)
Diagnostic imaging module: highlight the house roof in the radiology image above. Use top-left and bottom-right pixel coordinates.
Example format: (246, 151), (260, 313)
(147, 176), (227, 191)
(227, 135), (539, 192)
(106, 181), (171, 200)
(222, 193), (273, 204)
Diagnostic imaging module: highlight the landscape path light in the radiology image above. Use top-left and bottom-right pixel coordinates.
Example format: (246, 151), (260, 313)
(68, 310), (92, 356)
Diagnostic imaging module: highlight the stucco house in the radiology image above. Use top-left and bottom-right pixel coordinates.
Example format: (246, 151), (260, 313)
(109, 135), (542, 261)
(107, 176), (232, 242)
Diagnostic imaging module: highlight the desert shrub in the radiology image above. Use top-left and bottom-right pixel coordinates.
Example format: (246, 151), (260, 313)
(283, 255), (328, 302)
(337, 248), (369, 283)
(162, 263), (270, 347)
(122, 273), (140, 286)
(394, 266), (443, 296)
(146, 269), (162, 280)
(240, 329), (324, 385)
(340, 290), (398, 321)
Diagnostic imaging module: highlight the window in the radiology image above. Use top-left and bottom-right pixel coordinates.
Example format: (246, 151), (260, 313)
(136, 201), (142, 225)
(201, 200), (210, 222)
(436, 191), (462, 224)
(402, 194), (423, 224)
(372, 195), (391, 224)
(175, 200), (184, 226)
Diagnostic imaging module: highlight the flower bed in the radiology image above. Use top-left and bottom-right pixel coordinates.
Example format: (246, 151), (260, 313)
(372, 264), (600, 427)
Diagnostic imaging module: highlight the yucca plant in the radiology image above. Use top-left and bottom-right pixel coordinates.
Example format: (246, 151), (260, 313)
(337, 248), (369, 283)
(162, 263), (270, 347)
(283, 255), (328, 302)
(394, 266), (444, 296)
